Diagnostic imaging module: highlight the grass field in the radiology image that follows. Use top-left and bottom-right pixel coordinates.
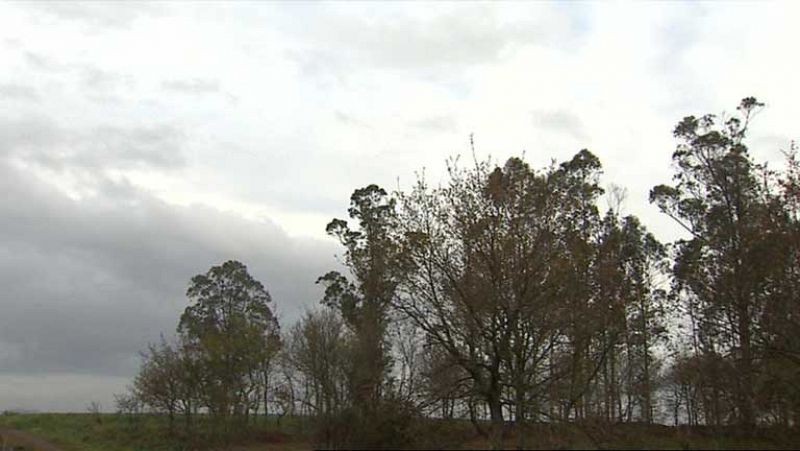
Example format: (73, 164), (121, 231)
(1, 412), (799, 450)
(1, 412), (180, 451)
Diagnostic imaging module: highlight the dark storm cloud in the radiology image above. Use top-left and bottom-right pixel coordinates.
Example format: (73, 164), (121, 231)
(0, 158), (337, 379)
(161, 78), (221, 95)
(0, 116), (185, 170)
(0, 110), (337, 382)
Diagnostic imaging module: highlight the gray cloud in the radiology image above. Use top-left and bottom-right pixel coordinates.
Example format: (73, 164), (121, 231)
(20, 51), (134, 104)
(2, 0), (795, 415)
(0, 157), (337, 398)
(531, 110), (588, 141)
(0, 94), (338, 407)
(0, 116), (185, 171)
(0, 374), (130, 413)
(279, 4), (582, 89)
(81, 67), (134, 102)
(82, 125), (186, 169)
(23, 51), (65, 73)
(0, 116), (61, 157)
(284, 6), (569, 72)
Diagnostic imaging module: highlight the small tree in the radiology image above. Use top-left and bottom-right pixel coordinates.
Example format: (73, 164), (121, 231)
(286, 308), (352, 447)
(114, 389), (142, 431)
(134, 338), (183, 434)
(178, 260), (280, 431)
(318, 185), (403, 418)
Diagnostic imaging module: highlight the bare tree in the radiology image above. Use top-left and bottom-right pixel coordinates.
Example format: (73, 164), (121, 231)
(286, 308), (352, 448)
(395, 152), (613, 449)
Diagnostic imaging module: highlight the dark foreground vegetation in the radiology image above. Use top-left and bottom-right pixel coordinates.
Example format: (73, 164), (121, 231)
(92, 98), (800, 450)
(2, 412), (800, 450)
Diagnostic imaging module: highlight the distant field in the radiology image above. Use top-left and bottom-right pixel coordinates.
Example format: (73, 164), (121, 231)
(0, 412), (311, 451)
(1, 412), (798, 450)
(0, 412), (179, 451)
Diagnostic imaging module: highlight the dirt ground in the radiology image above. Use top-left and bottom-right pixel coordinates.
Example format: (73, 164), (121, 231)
(0, 428), (63, 451)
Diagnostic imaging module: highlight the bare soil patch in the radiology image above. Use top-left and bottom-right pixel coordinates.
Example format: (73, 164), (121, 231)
(0, 428), (63, 451)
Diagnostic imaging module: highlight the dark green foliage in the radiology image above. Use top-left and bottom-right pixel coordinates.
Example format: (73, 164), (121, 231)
(318, 188), (398, 385)
(116, 97), (800, 449)
(653, 98), (800, 428)
(128, 260), (281, 445)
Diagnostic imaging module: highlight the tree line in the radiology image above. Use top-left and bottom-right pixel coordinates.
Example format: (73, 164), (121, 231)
(120, 98), (800, 449)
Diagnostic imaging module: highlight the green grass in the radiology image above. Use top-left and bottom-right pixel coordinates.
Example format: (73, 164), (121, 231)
(0, 412), (191, 451)
(0, 412), (314, 451)
(1, 412), (798, 450)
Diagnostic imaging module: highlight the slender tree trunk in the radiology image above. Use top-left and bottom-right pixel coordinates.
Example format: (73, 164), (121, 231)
(168, 407), (175, 436)
(641, 293), (653, 424)
(515, 388), (527, 450)
(184, 402), (192, 431)
(738, 305), (756, 427)
(603, 353), (611, 422)
(488, 394), (505, 450)
(642, 344), (652, 422)
(263, 368), (270, 419)
(467, 397), (487, 438)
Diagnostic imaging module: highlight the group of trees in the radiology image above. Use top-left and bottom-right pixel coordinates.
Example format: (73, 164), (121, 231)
(118, 261), (281, 439)
(389, 149), (671, 449)
(654, 98), (800, 428)
(125, 98), (799, 449)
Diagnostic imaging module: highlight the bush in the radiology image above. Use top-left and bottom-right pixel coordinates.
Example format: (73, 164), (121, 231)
(312, 397), (421, 449)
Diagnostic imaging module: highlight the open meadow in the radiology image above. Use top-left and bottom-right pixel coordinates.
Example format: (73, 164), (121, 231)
(2, 412), (799, 450)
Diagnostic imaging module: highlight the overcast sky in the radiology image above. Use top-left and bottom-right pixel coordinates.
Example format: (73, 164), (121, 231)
(1, 1), (799, 412)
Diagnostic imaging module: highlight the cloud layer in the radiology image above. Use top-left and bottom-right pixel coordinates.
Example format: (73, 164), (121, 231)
(1, 1), (799, 411)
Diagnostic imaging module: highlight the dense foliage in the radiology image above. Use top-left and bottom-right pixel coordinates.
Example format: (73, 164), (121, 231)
(125, 98), (800, 449)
